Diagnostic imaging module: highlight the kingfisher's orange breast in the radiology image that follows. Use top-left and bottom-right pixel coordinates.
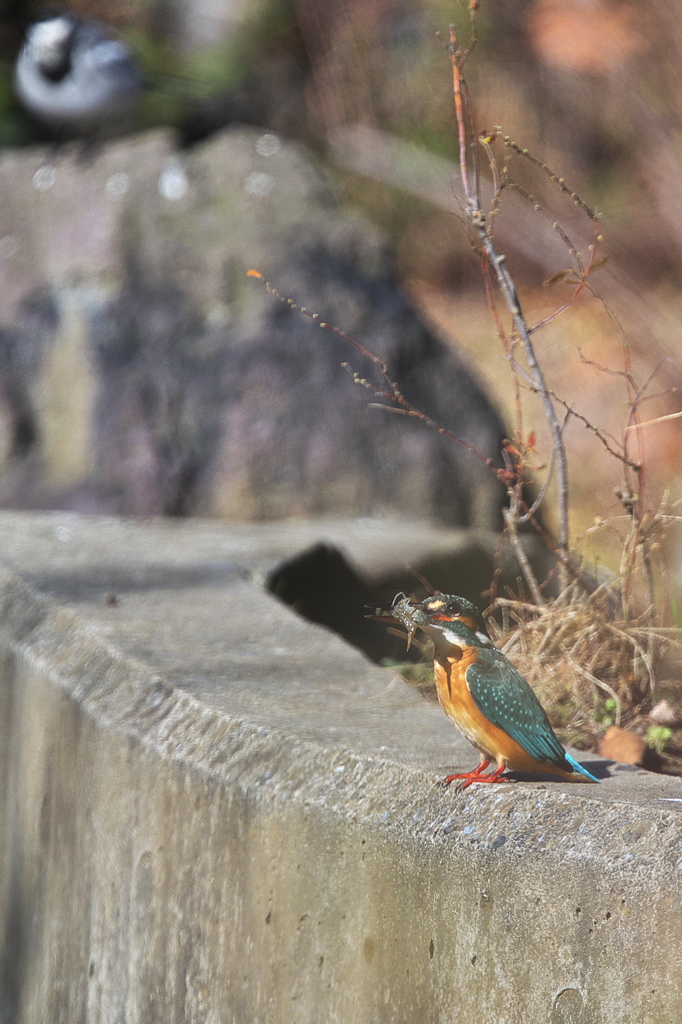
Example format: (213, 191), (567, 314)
(434, 650), (577, 777)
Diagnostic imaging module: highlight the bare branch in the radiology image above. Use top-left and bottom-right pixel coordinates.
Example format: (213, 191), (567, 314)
(492, 129), (600, 222)
(447, 25), (572, 561)
(246, 270), (505, 477)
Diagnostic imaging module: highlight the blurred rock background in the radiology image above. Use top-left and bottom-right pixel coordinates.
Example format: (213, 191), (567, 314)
(0, 0), (680, 572)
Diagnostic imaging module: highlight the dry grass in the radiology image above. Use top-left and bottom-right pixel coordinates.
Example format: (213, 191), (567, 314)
(488, 576), (682, 750)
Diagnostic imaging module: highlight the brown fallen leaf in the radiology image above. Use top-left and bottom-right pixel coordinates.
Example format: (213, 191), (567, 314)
(600, 725), (648, 766)
(600, 725), (664, 773)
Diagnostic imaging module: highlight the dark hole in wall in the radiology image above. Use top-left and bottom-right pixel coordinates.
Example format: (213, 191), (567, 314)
(267, 543), (407, 664)
(266, 540), (511, 664)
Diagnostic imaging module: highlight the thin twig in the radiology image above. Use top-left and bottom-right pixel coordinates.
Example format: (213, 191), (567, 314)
(562, 648), (622, 725)
(531, 386), (640, 469)
(503, 505), (545, 606)
(247, 271), (506, 476)
(517, 408), (571, 523)
(604, 622), (656, 694)
(625, 409), (682, 430)
(446, 25), (571, 564)
(506, 180), (587, 276)
(492, 129), (600, 221)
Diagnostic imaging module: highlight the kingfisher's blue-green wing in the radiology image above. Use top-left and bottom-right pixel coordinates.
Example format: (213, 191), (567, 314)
(465, 649), (572, 770)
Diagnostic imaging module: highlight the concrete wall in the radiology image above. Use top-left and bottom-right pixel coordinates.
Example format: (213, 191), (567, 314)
(0, 511), (681, 1023)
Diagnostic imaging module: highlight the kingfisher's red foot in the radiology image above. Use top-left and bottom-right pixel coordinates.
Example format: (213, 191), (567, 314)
(440, 759), (491, 787)
(442, 763), (510, 790)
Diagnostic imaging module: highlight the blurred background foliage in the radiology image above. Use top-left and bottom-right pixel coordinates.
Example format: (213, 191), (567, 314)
(2, 0), (681, 289)
(2, 0), (682, 572)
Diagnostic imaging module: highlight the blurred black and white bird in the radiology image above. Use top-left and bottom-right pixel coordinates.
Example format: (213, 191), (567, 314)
(13, 12), (142, 135)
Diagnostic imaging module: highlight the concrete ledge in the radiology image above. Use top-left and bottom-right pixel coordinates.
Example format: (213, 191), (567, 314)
(0, 511), (681, 1023)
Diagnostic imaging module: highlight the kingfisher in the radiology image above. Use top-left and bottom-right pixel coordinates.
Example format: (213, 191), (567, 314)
(367, 593), (600, 789)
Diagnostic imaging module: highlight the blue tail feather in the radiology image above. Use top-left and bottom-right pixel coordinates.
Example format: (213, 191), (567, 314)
(564, 751), (600, 783)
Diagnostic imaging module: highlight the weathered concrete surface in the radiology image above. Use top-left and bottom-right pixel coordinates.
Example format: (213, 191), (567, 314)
(0, 511), (680, 1024)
